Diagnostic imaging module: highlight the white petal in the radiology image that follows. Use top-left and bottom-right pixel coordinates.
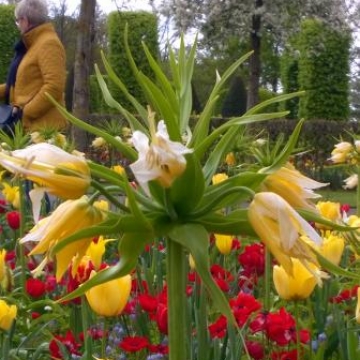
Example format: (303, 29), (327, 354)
(29, 188), (46, 224)
(132, 131), (150, 154)
(156, 120), (169, 140)
(12, 143), (85, 165)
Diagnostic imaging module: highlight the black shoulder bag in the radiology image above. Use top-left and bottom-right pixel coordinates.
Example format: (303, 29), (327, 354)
(0, 104), (20, 135)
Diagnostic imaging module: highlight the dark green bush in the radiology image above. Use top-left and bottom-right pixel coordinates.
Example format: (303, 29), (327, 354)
(221, 75), (247, 117)
(106, 11), (159, 112)
(297, 19), (350, 120)
(0, 5), (19, 83)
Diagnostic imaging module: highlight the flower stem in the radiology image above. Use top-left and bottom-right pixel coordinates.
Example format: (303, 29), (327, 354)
(17, 180), (26, 291)
(264, 246), (272, 311)
(166, 238), (189, 360)
(81, 297), (92, 360)
(294, 301), (301, 360)
(357, 165), (360, 216)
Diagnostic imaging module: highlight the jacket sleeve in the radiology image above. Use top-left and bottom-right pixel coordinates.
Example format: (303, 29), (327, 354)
(23, 39), (66, 120)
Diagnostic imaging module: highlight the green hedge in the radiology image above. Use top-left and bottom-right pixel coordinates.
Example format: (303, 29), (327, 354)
(0, 5), (19, 84)
(297, 19), (350, 120)
(105, 11), (159, 112)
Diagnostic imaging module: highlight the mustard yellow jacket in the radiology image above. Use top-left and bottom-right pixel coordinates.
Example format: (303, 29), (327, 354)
(0, 23), (67, 132)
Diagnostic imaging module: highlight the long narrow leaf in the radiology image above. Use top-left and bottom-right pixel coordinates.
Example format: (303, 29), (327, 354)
(191, 51), (253, 147)
(141, 42), (178, 113)
(46, 93), (137, 161)
(245, 91), (305, 115)
(137, 72), (181, 141)
(259, 118), (305, 173)
(168, 224), (237, 325)
(95, 64), (148, 134)
(100, 52), (148, 122)
(195, 111), (289, 161)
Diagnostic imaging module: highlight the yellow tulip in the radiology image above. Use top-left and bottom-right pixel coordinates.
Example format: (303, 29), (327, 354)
(248, 192), (325, 284)
(212, 173), (228, 184)
(214, 234), (233, 255)
(319, 231), (345, 265)
(20, 196), (106, 281)
(225, 152), (236, 166)
(261, 164), (327, 211)
(1, 183), (20, 209)
(0, 299), (17, 331)
(355, 287), (360, 324)
(0, 249), (6, 283)
(86, 236), (114, 270)
(273, 258), (318, 300)
(316, 201), (341, 223)
(111, 165), (125, 175)
(85, 271), (131, 317)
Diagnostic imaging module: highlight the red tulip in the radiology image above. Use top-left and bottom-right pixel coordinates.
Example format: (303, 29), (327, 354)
(6, 211), (20, 230)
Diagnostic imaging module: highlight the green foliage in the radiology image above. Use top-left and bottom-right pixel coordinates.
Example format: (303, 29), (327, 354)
(0, 5), (19, 83)
(258, 87), (278, 113)
(221, 75), (247, 117)
(297, 19), (351, 120)
(89, 74), (112, 114)
(280, 46), (300, 119)
(106, 11), (159, 112)
(260, 30), (281, 92)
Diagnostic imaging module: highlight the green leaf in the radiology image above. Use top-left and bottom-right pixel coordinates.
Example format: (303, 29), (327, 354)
(168, 223), (236, 326)
(46, 93), (137, 161)
(312, 247), (360, 280)
(99, 52), (148, 124)
(298, 209), (356, 231)
(259, 118), (305, 174)
(193, 172), (266, 215)
(141, 42), (179, 118)
(196, 111), (289, 167)
(169, 153), (205, 216)
(95, 63), (148, 134)
(137, 72), (181, 141)
(347, 324), (360, 359)
(89, 161), (125, 187)
(198, 209), (257, 236)
(51, 214), (152, 256)
(246, 91), (305, 115)
(58, 231), (150, 302)
(191, 51), (253, 148)
(121, 171), (153, 231)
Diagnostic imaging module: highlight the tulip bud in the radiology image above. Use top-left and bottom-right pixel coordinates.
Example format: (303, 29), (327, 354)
(0, 299), (17, 331)
(85, 272), (132, 317)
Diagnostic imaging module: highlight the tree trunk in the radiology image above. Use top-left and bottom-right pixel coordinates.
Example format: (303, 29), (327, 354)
(71, 0), (96, 151)
(247, 0), (262, 109)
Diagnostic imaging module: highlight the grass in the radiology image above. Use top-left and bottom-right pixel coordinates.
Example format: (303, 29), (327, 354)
(318, 189), (357, 208)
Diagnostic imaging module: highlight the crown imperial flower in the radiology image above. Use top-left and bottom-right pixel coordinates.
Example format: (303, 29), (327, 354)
(0, 143), (90, 222)
(248, 192), (325, 284)
(20, 196), (106, 281)
(130, 116), (192, 193)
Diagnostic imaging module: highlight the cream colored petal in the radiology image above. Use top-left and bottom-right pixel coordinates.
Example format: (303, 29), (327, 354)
(29, 188), (46, 224)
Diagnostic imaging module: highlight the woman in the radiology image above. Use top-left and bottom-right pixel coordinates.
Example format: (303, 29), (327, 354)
(0, 0), (67, 132)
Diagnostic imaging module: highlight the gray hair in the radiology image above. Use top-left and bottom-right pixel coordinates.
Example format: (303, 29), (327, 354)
(15, 0), (48, 26)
